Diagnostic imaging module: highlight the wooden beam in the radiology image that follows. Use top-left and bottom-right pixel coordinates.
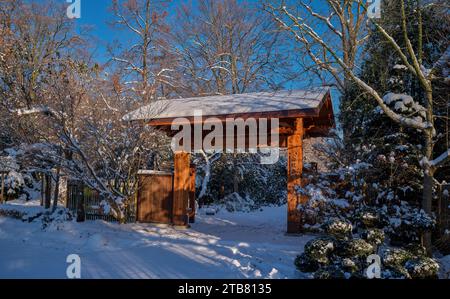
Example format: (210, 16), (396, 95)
(287, 118), (306, 234)
(173, 152), (190, 227)
(146, 108), (321, 126)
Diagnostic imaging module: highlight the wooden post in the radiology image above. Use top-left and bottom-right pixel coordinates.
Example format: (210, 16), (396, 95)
(287, 118), (305, 234)
(188, 165), (196, 223)
(173, 152), (190, 227)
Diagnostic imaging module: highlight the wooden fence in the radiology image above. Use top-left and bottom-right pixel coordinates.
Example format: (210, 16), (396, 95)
(66, 180), (136, 222)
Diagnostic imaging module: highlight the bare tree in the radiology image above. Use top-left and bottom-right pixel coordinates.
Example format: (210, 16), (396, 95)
(265, 0), (450, 252)
(173, 0), (295, 97)
(110, 0), (178, 104)
(0, 0), (81, 110)
(0, 0), (84, 209)
(11, 58), (166, 222)
(0, 0), (164, 221)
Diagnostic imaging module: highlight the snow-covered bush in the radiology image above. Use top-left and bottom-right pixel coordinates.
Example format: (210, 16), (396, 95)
(296, 232), (377, 278)
(340, 239), (374, 258)
(0, 202), (73, 230)
(362, 228), (385, 246)
(353, 206), (389, 229)
(294, 177), (440, 279)
(380, 247), (439, 279)
(0, 208), (24, 219)
(296, 230), (440, 279)
(4, 170), (25, 199)
(382, 248), (414, 269)
(0, 154), (26, 200)
(298, 153), (437, 248)
(195, 153), (287, 210)
(313, 265), (346, 279)
(404, 257), (440, 279)
(39, 208), (74, 230)
(324, 219), (353, 240)
(384, 202), (436, 245)
(221, 193), (255, 212)
(298, 172), (356, 231)
(3, 170), (41, 201)
(294, 253), (320, 273)
(341, 257), (360, 274)
(303, 237), (335, 265)
(292, 149), (442, 278)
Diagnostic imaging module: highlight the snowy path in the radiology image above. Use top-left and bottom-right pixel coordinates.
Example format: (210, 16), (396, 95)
(0, 205), (314, 279)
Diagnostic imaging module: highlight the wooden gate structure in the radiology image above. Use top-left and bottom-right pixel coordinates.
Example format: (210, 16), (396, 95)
(136, 170), (174, 224)
(125, 88), (335, 233)
(136, 167), (196, 226)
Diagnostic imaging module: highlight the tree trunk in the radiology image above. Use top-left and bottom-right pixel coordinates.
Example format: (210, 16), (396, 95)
(232, 153), (239, 194)
(422, 172), (433, 256)
(422, 129), (434, 256)
(421, 81), (435, 256)
(44, 174), (52, 209)
(52, 167), (61, 212)
(40, 174), (44, 206)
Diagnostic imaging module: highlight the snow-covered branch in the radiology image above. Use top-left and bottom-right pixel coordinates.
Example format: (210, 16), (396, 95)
(13, 106), (54, 116)
(270, 4), (431, 132)
(112, 57), (144, 74)
(300, 2), (342, 38)
(422, 149), (450, 170)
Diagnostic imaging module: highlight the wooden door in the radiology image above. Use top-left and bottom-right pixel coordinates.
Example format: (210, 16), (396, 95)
(137, 173), (173, 224)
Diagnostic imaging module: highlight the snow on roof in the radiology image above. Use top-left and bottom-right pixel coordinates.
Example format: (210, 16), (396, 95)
(123, 88), (330, 122)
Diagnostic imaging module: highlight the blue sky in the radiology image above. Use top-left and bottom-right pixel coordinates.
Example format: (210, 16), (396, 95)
(72, 0), (261, 62)
(72, 0), (136, 62)
(72, 0), (330, 62)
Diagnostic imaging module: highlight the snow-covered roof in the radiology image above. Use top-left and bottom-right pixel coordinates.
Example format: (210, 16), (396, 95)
(123, 88), (330, 122)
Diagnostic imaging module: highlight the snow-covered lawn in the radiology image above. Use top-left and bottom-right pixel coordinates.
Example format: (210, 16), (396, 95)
(0, 203), (315, 279)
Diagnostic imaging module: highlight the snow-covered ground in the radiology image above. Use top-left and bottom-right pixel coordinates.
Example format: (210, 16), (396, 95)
(438, 254), (450, 279)
(1, 200), (449, 279)
(0, 202), (315, 279)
